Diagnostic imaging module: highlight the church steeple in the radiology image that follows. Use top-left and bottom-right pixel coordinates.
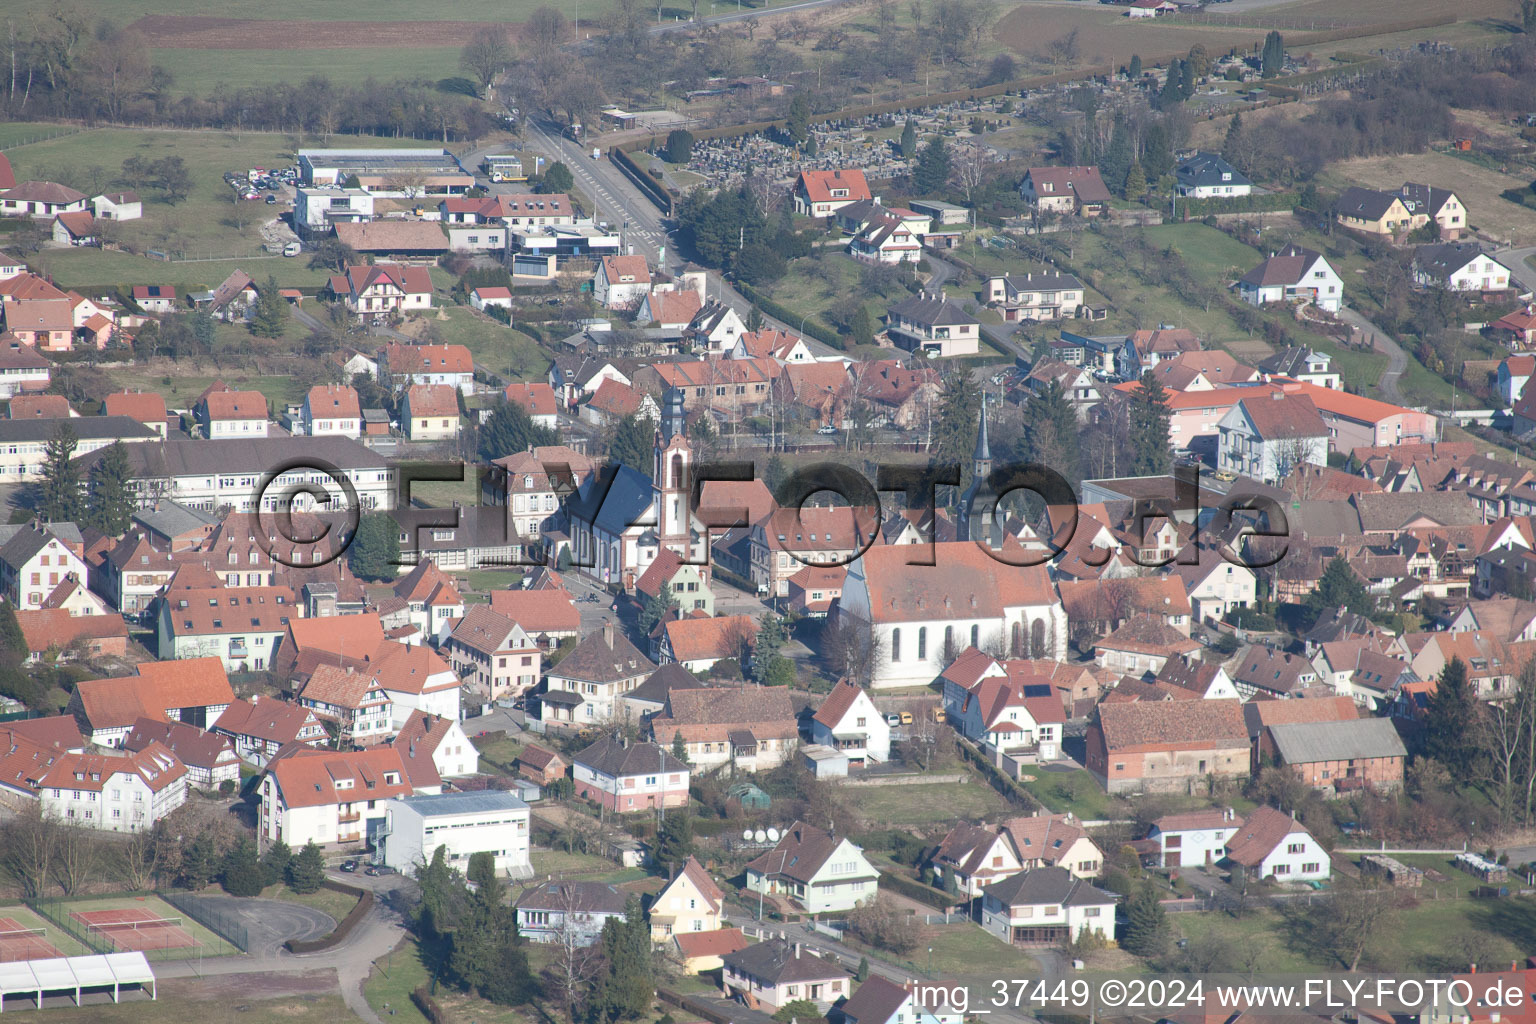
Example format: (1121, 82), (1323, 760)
(973, 393), (992, 483)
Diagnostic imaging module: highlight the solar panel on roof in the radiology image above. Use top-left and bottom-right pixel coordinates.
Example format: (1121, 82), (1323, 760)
(1022, 684), (1053, 699)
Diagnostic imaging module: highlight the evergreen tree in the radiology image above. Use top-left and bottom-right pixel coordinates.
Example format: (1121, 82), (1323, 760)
(260, 839), (293, 887)
(1121, 884), (1169, 957)
(540, 161), (575, 194)
(1223, 111), (1246, 163)
(638, 581), (678, 636)
(607, 413), (656, 474)
(1128, 372), (1172, 476)
(934, 367), (982, 473)
(1261, 31), (1284, 78)
(1141, 120), (1174, 180)
(220, 837), (266, 897)
(912, 137), (952, 195)
(1186, 43), (1210, 79)
(85, 441), (135, 535)
(1305, 556), (1371, 618)
(1100, 118), (1133, 194)
(477, 939), (536, 1006)
(250, 276), (288, 339)
(764, 455), (788, 495)
(664, 129), (695, 164)
(348, 512), (401, 582)
(1423, 656), (1481, 782)
(1158, 60), (1184, 108)
(900, 118), (918, 159)
(855, 956), (870, 982)
(590, 899), (653, 1023)
(803, 134), (817, 158)
(1124, 161), (1148, 201)
(1020, 382), (1081, 487)
(1525, 0), (1536, 32)
(179, 832), (218, 890)
(191, 310), (216, 351)
(785, 94), (811, 147)
(655, 813), (694, 873)
(747, 306), (764, 332)
(671, 731), (688, 763)
(1177, 59), (1196, 100)
(1128, 54), (1142, 79)
(0, 604), (26, 671)
(287, 841), (326, 894)
(750, 613), (790, 684)
(557, 546), (574, 571)
(39, 422), (82, 523)
(479, 399), (558, 462)
(849, 305), (875, 346)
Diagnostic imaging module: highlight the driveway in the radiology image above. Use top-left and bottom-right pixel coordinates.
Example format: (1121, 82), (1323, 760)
(1494, 245), (1536, 294)
(1335, 306), (1406, 404)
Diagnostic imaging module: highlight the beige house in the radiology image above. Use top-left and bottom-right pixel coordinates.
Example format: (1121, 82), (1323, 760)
(402, 384), (460, 441)
(648, 856), (724, 943)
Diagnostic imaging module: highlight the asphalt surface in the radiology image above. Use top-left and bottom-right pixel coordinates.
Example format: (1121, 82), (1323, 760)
(175, 892), (337, 956)
(1495, 245), (1536, 294)
(1334, 305), (1407, 405)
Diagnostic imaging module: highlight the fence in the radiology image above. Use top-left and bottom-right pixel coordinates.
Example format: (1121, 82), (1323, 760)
(26, 890), (243, 968)
(159, 889), (250, 952)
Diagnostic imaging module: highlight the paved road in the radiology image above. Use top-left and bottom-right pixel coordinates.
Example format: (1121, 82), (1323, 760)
(173, 893), (337, 957)
(1495, 245), (1536, 294)
(650, 0), (856, 34)
(1334, 305), (1407, 405)
(926, 253), (1028, 365)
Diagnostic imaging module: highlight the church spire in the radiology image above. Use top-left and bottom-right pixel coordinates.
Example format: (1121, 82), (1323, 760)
(973, 393), (992, 482)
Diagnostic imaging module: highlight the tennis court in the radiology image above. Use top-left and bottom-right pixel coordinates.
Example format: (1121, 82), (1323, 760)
(68, 908), (199, 953)
(0, 916), (63, 962)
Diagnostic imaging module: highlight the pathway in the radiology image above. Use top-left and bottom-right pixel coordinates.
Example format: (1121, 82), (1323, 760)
(1334, 305), (1407, 405)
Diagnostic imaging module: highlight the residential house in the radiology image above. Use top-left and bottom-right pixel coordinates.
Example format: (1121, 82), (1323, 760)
(380, 343), (475, 395)
(51, 211), (95, 246)
(571, 736), (689, 812)
(648, 855), (724, 942)
(379, 790), (530, 878)
(1498, 355), (1534, 406)
(0, 523), (88, 610)
(402, 384), (460, 441)
(300, 385), (362, 438)
(469, 286), (512, 313)
(480, 445), (595, 538)
(744, 821), (878, 914)
(721, 940), (851, 1013)
(787, 564), (845, 618)
(793, 169), (873, 218)
(986, 271), (1086, 322)
(122, 716), (240, 789)
(1222, 804), (1330, 882)
(885, 291), (981, 358)
(503, 382), (559, 429)
(1258, 347), (1341, 389)
(1259, 718), (1407, 793)
(14, 608), (129, 664)
(636, 548), (713, 616)
(131, 285), (177, 315)
(979, 868), (1117, 946)
(1334, 187), (1415, 237)
(104, 391), (169, 437)
(634, 288), (703, 330)
(193, 385), (269, 439)
(1019, 167), (1112, 217)
(1399, 182), (1467, 239)
(1229, 645), (1320, 698)
(0, 336), (52, 398)
(1217, 392), (1329, 483)
(0, 181), (88, 219)
(38, 742), (187, 832)
(840, 977), (962, 1024)
(685, 301), (747, 355)
(1413, 243), (1511, 292)
(540, 623), (656, 726)
(947, 669), (1065, 762)
(1139, 808), (1243, 869)
(213, 695), (327, 766)
(296, 664), (392, 745)
(673, 929), (751, 975)
(1084, 698), (1249, 793)
(594, 255), (653, 310)
(515, 744), (567, 786)
(68, 657), (235, 748)
(488, 585), (581, 649)
(1169, 546), (1258, 624)
(727, 329), (815, 365)
(259, 746), (414, 848)
(7, 394), (68, 419)
(92, 191), (141, 221)
(808, 680), (889, 765)
(1092, 615), (1200, 676)
(391, 710), (479, 786)
(1494, 305), (1536, 350)
(156, 585), (296, 671)
(515, 881), (629, 945)
(657, 614), (756, 673)
(931, 814), (1102, 896)
(1174, 152), (1253, 198)
(192, 270), (259, 322)
(443, 605), (541, 701)
(581, 377), (658, 427)
(647, 687), (798, 774)
(848, 210), (923, 264)
(3, 297), (74, 350)
(1235, 246), (1343, 313)
(389, 559), (464, 639)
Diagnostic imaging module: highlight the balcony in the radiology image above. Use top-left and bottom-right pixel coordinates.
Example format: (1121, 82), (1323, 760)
(338, 811), (361, 824)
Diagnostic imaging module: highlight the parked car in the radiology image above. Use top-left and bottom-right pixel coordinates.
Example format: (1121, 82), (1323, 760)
(283, 242), (302, 257)
(265, 195), (278, 205)
(817, 424), (839, 435)
(364, 865), (381, 876)
(884, 713), (901, 726)
(340, 860), (359, 873)
(899, 711), (913, 725)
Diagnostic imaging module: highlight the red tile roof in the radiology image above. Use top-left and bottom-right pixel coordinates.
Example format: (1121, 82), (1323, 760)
(306, 385), (360, 419)
(1094, 698), (1247, 752)
(1223, 805), (1311, 867)
(15, 608), (127, 655)
(104, 391), (167, 425)
(504, 381), (558, 418)
(488, 587), (580, 634)
(796, 169), (872, 205)
(200, 389), (267, 422)
(405, 384), (460, 419)
(663, 614), (757, 664)
(383, 343), (473, 376)
(40, 741), (186, 794)
(674, 927), (749, 959)
(268, 746), (412, 809)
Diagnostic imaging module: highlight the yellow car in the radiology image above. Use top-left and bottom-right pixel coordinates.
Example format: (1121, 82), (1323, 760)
(932, 708), (946, 723)
(899, 711), (914, 725)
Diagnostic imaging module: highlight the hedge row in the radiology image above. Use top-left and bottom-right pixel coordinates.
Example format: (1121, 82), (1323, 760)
(412, 986), (448, 1024)
(608, 146), (674, 215)
(283, 880), (373, 953)
(734, 281), (843, 350)
(1176, 191), (1300, 218)
(876, 869), (952, 910)
(957, 737), (1040, 811)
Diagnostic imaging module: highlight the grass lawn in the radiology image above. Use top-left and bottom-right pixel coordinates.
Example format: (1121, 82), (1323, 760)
(852, 780), (1012, 827)
(1016, 768), (1116, 821)
(38, 991), (354, 1024)
(424, 306), (547, 382)
(0, 124), (84, 149)
(1173, 907), (1325, 970)
(367, 937), (559, 1024)
(8, 128), (441, 265)
(472, 732), (524, 766)
(455, 568), (527, 593)
(404, 465), (480, 508)
(263, 883), (359, 924)
(29, 250), (336, 291)
(150, 47), (464, 96)
(530, 849), (616, 877)
(103, 365), (309, 412)
(922, 920), (1038, 980)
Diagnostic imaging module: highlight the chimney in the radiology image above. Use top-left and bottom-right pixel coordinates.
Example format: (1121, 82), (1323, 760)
(603, 623), (615, 648)
(793, 942), (801, 958)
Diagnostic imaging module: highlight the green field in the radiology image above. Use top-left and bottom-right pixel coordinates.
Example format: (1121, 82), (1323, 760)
(37, 990), (354, 1024)
(7, 128), (445, 270)
(852, 780), (1012, 826)
(152, 47), (465, 96)
(0, 124), (84, 149)
(27, 251), (336, 291)
(264, 883), (358, 924)
(1016, 767), (1117, 821)
(97, 366), (310, 411)
(422, 306), (546, 381)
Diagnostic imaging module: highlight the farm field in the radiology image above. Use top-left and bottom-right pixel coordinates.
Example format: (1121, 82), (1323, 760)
(151, 46), (464, 95)
(1327, 150), (1536, 242)
(994, 6), (1292, 70)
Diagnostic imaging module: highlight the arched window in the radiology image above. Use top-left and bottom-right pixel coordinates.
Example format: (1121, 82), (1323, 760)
(944, 625), (954, 657)
(670, 453), (685, 487)
(970, 624), (980, 648)
(891, 628), (902, 663)
(917, 627), (927, 660)
(1031, 619), (1047, 659)
(1011, 622), (1023, 658)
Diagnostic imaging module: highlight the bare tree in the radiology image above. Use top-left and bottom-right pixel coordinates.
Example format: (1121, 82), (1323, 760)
(1044, 28), (1080, 69)
(2, 805), (59, 898)
(822, 616), (886, 686)
(1476, 660), (1536, 824)
(1312, 879), (1397, 971)
(118, 829), (159, 891)
(460, 26), (513, 97)
(54, 825), (100, 895)
(525, 6), (569, 50)
(953, 144), (994, 205)
(384, 170), (428, 201)
(540, 884), (602, 1023)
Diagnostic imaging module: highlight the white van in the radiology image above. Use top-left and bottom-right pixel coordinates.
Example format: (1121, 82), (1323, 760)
(282, 242), (302, 257)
